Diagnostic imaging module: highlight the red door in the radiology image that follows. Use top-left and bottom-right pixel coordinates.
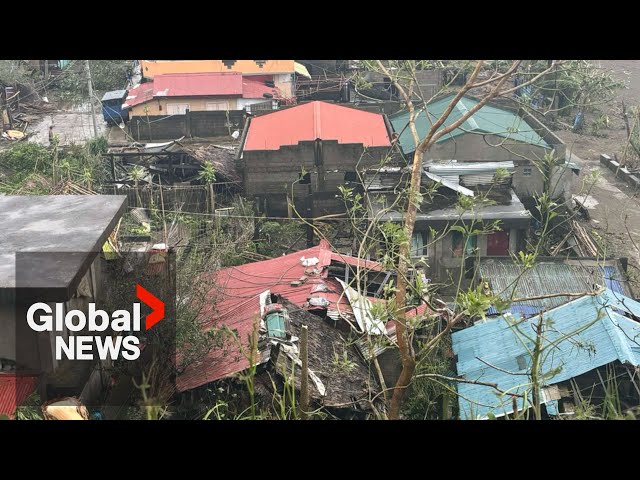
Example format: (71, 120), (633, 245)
(487, 230), (510, 256)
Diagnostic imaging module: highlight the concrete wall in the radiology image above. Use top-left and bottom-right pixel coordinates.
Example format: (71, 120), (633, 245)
(129, 110), (245, 141)
(240, 140), (390, 216)
(274, 73), (294, 98)
(130, 96), (286, 118)
(413, 226), (525, 285)
(427, 133), (551, 163)
(129, 97), (242, 117)
(426, 133), (571, 202)
(0, 256), (103, 373)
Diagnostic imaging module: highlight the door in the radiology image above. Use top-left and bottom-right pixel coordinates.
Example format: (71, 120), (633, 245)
(487, 230), (510, 256)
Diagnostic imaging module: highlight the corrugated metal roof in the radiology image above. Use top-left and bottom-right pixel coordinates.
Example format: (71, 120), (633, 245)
(242, 76), (283, 100)
(390, 95), (550, 154)
(0, 373), (39, 418)
(479, 258), (633, 314)
(373, 190), (532, 224)
(428, 161), (515, 176)
(153, 73), (243, 98)
(453, 289), (640, 419)
(101, 90), (128, 102)
(123, 73), (245, 109)
(242, 101), (392, 152)
(424, 171), (474, 196)
(177, 240), (386, 392)
(122, 82), (154, 109)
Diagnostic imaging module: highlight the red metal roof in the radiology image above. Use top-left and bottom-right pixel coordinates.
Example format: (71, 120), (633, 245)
(123, 73), (244, 109)
(177, 240), (386, 392)
(242, 77), (283, 100)
(153, 73), (243, 98)
(122, 82), (155, 109)
(242, 101), (392, 151)
(0, 373), (39, 418)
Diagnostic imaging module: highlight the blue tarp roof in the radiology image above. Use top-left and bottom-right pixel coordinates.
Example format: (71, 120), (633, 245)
(452, 289), (640, 419)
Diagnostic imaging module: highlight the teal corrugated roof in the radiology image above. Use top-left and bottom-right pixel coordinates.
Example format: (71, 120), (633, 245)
(390, 94), (551, 154)
(452, 289), (640, 420)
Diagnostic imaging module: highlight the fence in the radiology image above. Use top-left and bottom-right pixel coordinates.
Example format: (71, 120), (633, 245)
(129, 110), (246, 141)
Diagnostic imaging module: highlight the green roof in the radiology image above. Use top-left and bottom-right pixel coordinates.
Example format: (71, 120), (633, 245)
(390, 94), (550, 154)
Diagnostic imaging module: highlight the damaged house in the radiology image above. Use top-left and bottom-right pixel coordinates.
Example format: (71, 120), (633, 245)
(236, 101), (395, 217)
(177, 239), (429, 416)
(452, 289), (640, 419)
(390, 94), (575, 205)
(365, 161), (532, 287)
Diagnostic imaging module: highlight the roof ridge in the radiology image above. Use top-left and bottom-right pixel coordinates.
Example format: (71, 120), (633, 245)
(313, 101), (322, 139)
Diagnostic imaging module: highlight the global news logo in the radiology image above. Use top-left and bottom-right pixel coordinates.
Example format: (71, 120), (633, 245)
(25, 284), (164, 361)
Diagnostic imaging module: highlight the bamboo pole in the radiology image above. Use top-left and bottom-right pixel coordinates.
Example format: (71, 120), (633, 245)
(300, 325), (309, 420)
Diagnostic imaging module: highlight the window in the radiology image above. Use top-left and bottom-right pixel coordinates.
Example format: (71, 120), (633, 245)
(299, 172), (311, 184)
(266, 312), (287, 338)
(344, 171), (358, 182)
(206, 101), (231, 111)
(410, 232), (425, 257)
(523, 166), (532, 177)
(452, 231), (477, 257)
(166, 103), (190, 115)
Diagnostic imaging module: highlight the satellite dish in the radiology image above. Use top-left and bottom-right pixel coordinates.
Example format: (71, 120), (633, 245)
(231, 130), (240, 140)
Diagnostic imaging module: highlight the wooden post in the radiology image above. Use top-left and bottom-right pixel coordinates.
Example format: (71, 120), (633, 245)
(110, 155), (117, 182)
(185, 108), (192, 138)
(300, 325), (309, 420)
(287, 193), (293, 218)
(306, 185), (314, 248)
(209, 182), (216, 213)
(159, 176), (168, 245)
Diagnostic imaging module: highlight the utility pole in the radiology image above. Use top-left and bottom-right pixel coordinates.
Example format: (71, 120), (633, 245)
(44, 60), (49, 80)
(85, 60), (99, 138)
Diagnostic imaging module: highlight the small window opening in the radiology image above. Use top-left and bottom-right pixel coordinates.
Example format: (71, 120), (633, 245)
(344, 171), (358, 182)
(299, 172), (311, 184)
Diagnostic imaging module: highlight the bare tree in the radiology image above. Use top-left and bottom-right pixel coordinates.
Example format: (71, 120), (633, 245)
(362, 60), (568, 418)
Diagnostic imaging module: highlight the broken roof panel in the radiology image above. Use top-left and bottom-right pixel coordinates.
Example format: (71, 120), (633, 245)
(452, 289), (640, 419)
(242, 101), (392, 152)
(272, 297), (381, 410)
(177, 240), (387, 392)
(242, 76), (284, 100)
(391, 95), (550, 154)
(122, 82), (155, 109)
(428, 161), (515, 176)
(372, 190), (531, 225)
(424, 171), (474, 197)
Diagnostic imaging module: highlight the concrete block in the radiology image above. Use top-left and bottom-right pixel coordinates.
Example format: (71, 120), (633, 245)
(600, 154), (612, 165)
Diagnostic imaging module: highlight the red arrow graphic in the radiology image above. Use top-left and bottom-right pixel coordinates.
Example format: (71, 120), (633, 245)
(136, 284), (165, 330)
